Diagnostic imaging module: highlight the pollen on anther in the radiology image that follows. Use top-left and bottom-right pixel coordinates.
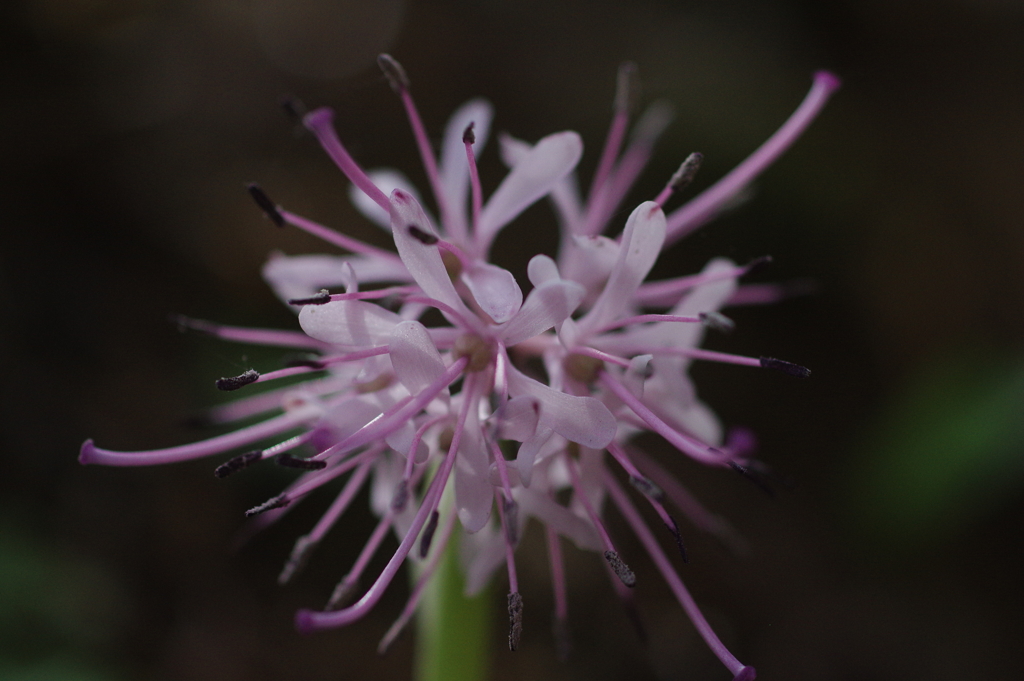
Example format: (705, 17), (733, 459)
(604, 550), (637, 588)
(276, 453), (327, 470)
(214, 450), (263, 478)
(408, 224), (439, 245)
(760, 356), (811, 378)
(377, 53), (410, 93)
(215, 369), (260, 391)
(246, 184), (285, 227)
(288, 289), (331, 306)
(419, 510), (440, 558)
(245, 494), (290, 517)
(463, 121), (476, 145)
(507, 591), (524, 651)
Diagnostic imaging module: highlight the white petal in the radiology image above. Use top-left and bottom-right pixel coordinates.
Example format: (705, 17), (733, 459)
(518, 488), (601, 551)
(498, 132), (530, 167)
(348, 169), (423, 230)
(622, 354), (653, 400)
(262, 252), (411, 304)
(490, 396), (540, 442)
(578, 201), (666, 336)
(439, 98), (493, 241)
(499, 279), (585, 346)
(298, 299), (401, 347)
(527, 254), (560, 287)
(384, 420), (429, 464)
(460, 261), (523, 324)
(515, 427), (554, 488)
(477, 131), (583, 249)
(389, 189), (470, 316)
(561, 234), (620, 294)
(506, 366), (616, 449)
(389, 320), (446, 394)
(455, 460), (494, 534)
(461, 523), (505, 595)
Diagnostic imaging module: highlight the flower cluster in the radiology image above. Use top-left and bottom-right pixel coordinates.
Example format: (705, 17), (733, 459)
(80, 55), (838, 679)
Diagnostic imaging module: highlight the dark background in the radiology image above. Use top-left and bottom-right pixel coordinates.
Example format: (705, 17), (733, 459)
(3, 1), (1023, 679)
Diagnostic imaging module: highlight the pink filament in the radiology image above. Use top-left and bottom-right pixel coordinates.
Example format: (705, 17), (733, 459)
(604, 470), (747, 676)
(665, 71), (840, 244)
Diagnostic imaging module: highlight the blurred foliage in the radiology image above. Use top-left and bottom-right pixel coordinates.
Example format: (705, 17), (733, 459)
(851, 351), (1024, 547)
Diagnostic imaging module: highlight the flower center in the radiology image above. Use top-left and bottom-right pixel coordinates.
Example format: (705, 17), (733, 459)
(453, 333), (495, 372)
(564, 353), (604, 384)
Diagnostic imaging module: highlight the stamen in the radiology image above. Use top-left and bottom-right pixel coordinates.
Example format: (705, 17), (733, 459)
(604, 470), (749, 677)
(759, 356), (811, 378)
(214, 450), (263, 478)
(276, 453), (328, 470)
(653, 152), (704, 208)
(325, 511), (394, 610)
(699, 311), (735, 333)
(596, 313), (703, 334)
(603, 550), (636, 588)
(566, 457), (636, 587)
(280, 208), (401, 259)
(377, 507), (458, 653)
(610, 442), (688, 563)
(419, 510), (440, 559)
(503, 497), (520, 547)
(287, 290), (331, 306)
(464, 122), (483, 233)
(302, 107), (390, 211)
(279, 95), (307, 122)
(581, 62), (637, 235)
(666, 70), (841, 244)
(279, 460), (375, 584)
(278, 535), (316, 585)
(545, 526), (569, 656)
(376, 53), (409, 93)
(246, 183), (285, 227)
(507, 591), (524, 651)
(729, 461), (775, 497)
(245, 494), (290, 517)
(599, 371), (727, 466)
(173, 315), (329, 351)
(378, 53), (452, 231)
(215, 369), (260, 391)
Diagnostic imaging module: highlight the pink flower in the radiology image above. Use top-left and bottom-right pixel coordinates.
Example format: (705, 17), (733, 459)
(80, 55), (838, 679)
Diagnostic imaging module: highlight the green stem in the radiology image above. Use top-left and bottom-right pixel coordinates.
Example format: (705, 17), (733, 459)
(414, 532), (491, 681)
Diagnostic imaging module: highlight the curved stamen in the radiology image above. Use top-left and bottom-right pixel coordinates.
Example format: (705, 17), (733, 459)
(279, 459), (374, 584)
(80, 406), (320, 467)
(378, 54), (453, 231)
(566, 456), (635, 587)
(464, 122), (484, 234)
(174, 315), (330, 352)
(653, 152), (704, 208)
(594, 313), (703, 334)
(598, 371), (726, 466)
(295, 372), (478, 631)
(303, 107), (390, 212)
(604, 470), (749, 677)
(545, 525), (570, 661)
(665, 71), (840, 244)
(377, 504), (459, 653)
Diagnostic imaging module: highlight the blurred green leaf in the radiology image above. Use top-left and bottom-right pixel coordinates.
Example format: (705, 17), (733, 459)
(850, 352), (1024, 545)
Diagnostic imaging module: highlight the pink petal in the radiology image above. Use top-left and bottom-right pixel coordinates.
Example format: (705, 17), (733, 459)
(506, 366), (616, 449)
(518, 488), (602, 551)
(298, 299), (401, 347)
(490, 396), (540, 442)
(389, 320), (446, 395)
(389, 189), (471, 317)
(499, 278), (586, 346)
(262, 252), (411, 304)
(526, 254), (560, 287)
(460, 261), (523, 324)
(477, 131), (583, 251)
(514, 427), (554, 488)
(577, 201), (666, 336)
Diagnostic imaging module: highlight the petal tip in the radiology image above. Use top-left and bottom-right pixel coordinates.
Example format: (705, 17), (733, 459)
(302, 107), (335, 130)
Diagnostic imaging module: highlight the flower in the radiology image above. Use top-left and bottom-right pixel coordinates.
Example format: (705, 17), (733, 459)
(80, 55), (838, 679)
